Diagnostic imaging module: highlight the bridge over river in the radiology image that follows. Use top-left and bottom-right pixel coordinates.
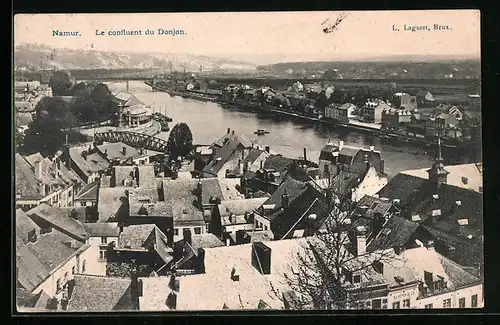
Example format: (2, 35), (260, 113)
(94, 131), (168, 153)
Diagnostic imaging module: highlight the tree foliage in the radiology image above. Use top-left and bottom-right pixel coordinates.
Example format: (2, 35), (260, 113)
(22, 117), (65, 156)
(167, 123), (194, 160)
(49, 70), (72, 96)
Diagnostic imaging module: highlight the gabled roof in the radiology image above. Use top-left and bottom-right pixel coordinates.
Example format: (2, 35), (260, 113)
(203, 139), (244, 176)
(96, 142), (140, 162)
(74, 181), (99, 201)
(16, 209), (42, 245)
(117, 224), (173, 265)
(243, 148), (268, 165)
(27, 204), (89, 242)
(69, 147), (110, 177)
(211, 132), (253, 149)
(258, 177), (310, 221)
(367, 216), (419, 252)
(263, 155), (295, 173)
(67, 275), (135, 311)
(83, 222), (120, 238)
(15, 153), (43, 200)
(97, 187), (129, 222)
(218, 198), (268, 218)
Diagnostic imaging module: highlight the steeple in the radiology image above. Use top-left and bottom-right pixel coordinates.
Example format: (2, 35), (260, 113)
(427, 137), (449, 190)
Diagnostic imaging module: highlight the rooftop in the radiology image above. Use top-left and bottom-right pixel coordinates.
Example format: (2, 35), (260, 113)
(97, 187), (129, 222)
(401, 163), (482, 193)
(96, 142), (140, 162)
(27, 204), (89, 242)
(69, 146), (110, 177)
(219, 198), (268, 218)
(74, 181), (99, 201)
(67, 275), (135, 311)
(83, 222), (120, 238)
(16, 209), (42, 245)
(139, 238), (308, 311)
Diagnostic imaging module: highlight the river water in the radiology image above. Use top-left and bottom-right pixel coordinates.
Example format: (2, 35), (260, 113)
(106, 81), (478, 179)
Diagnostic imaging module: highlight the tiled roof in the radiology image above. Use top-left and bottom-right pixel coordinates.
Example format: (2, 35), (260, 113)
(83, 222), (120, 237)
(96, 142), (140, 162)
(27, 204), (89, 242)
(128, 187), (173, 218)
(219, 198), (268, 218)
(138, 165), (157, 189)
(263, 155), (294, 173)
(69, 147), (110, 177)
(367, 216), (419, 252)
(203, 139), (244, 176)
(243, 148), (268, 165)
(75, 181), (99, 201)
(139, 238), (307, 311)
(329, 170), (362, 196)
(97, 187), (129, 222)
(319, 144), (338, 161)
(67, 275), (135, 311)
(113, 165), (137, 187)
(16, 244), (50, 292)
(176, 234), (225, 250)
(15, 153), (43, 200)
(401, 164), (482, 193)
(258, 177), (310, 221)
(118, 224), (156, 249)
(354, 195), (395, 217)
(245, 230), (274, 242)
(212, 132), (253, 148)
(16, 209), (41, 245)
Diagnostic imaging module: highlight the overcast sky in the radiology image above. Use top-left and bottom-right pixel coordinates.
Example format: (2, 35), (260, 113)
(14, 11), (480, 64)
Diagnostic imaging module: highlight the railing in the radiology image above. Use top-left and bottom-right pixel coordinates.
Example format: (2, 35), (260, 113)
(94, 131), (168, 152)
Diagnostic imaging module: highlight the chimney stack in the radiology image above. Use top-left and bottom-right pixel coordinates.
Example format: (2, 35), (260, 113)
(251, 242), (272, 275)
(183, 229), (192, 245)
(303, 148), (307, 162)
(34, 160), (42, 178)
(356, 225), (367, 256)
(227, 128), (230, 134)
(427, 240), (435, 251)
(281, 189), (289, 208)
(122, 146), (127, 155)
(232, 130), (235, 135)
(370, 146), (375, 152)
(339, 141), (344, 151)
(239, 159), (244, 175)
(260, 160), (263, 170)
(265, 146), (270, 154)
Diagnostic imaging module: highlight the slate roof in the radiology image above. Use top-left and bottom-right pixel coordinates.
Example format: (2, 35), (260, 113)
(329, 170), (363, 196)
(16, 209), (41, 245)
(258, 177), (310, 221)
(96, 142), (140, 162)
(83, 222), (120, 238)
(15, 153), (43, 200)
(69, 147), (110, 177)
(118, 224), (156, 249)
(367, 216), (419, 252)
(112, 91), (144, 107)
(16, 244), (51, 292)
(218, 198), (268, 218)
(67, 275), (135, 311)
(97, 187), (129, 222)
(243, 148), (268, 165)
(113, 166), (137, 187)
(263, 155), (295, 173)
(319, 144), (338, 161)
(74, 181), (99, 201)
(27, 204), (89, 242)
(176, 233), (225, 251)
(202, 138), (244, 176)
(211, 132), (253, 148)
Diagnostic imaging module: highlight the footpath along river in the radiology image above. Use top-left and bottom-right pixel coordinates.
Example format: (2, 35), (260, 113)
(106, 81), (478, 179)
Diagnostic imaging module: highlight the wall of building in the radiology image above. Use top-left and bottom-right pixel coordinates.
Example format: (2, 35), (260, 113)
(247, 153), (270, 173)
(254, 214), (272, 232)
(224, 223), (255, 237)
(415, 283), (483, 309)
(318, 159), (336, 179)
(387, 284), (419, 309)
(31, 245), (92, 297)
(173, 224), (206, 242)
(74, 200), (96, 207)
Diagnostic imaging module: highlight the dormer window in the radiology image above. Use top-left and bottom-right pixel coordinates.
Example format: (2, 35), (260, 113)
(431, 209), (441, 217)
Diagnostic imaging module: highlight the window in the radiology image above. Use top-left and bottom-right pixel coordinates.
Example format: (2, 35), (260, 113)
(371, 299), (382, 309)
(459, 298), (465, 308)
(56, 279), (61, 292)
(101, 236), (107, 244)
(443, 299), (451, 308)
(82, 260), (86, 273)
(99, 248), (107, 261)
(264, 225), (268, 231)
(81, 202), (87, 207)
(194, 227), (201, 235)
(353, 275), (361, 284)
(72, 266), (75, 274)
(471, 294), (478, 308)
(424, 303), (433, 309)
(174, 228), (179, 236)
(64, 272), (68, 282)
(402, 299), (410, 308)
(392, 301), (400, 309)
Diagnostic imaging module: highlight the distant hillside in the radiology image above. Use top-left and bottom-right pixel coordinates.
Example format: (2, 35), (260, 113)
(257, 59), (481, 79)
(14, 43), (257, 72)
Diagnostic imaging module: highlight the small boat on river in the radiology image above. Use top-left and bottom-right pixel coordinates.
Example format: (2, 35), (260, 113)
(254, 129), (270, 136)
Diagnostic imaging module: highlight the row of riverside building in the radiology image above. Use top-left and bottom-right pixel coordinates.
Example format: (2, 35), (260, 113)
(15, 127), (483, 311)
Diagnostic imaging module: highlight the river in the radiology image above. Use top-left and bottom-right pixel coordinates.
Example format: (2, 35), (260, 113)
(106, 81), (479, 179)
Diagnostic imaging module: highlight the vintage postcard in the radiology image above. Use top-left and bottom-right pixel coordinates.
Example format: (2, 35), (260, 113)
(13, 10), (482, 312)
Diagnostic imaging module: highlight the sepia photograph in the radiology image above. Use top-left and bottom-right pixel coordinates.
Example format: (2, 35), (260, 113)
(13, 10), (482, 312)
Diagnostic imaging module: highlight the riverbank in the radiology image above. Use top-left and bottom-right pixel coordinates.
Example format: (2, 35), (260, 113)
(144, 81), (473, 150)
(76, 119), (162, 138)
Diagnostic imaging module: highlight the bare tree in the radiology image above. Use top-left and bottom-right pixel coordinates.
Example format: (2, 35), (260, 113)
(269, 177), (403, 310)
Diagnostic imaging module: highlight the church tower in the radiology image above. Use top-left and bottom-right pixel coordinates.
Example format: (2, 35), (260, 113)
(427, 137), (449, 191)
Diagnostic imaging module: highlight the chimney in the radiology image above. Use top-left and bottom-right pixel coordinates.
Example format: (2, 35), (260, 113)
(370, 146), (375, 152)
(356, 225), (367, 256)
(232, 130), (235, 135)
(427, 240), (435, 251)
(52, 158), (57, 175)
(281, 189), (289, 208)
(183, 229), (192, 245)
(197, 248), (206, 273)
(364, 153), (370, 171)
(373, 260), (384, 274)
(34, 160), (42, 178)
(303, 148), (307, 162)
(122, 146), (127, 155)
(380, 160), (385, 174)
(251, 242), (272, 275)
(130, 272), (141, 309)
(81, 150), (88, 160)
(265, 146), (270, 153)
(260, 160), (264, 170)
(339, 140), (344, 151)
(227, 128), (230, 134)
(239, 159), (244, 175)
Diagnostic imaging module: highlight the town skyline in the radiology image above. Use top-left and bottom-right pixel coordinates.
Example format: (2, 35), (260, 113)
(14, 10), (480, 65)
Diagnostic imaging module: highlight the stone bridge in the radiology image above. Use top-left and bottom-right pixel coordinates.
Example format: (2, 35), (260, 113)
(94, 131), (168, 152)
